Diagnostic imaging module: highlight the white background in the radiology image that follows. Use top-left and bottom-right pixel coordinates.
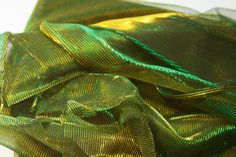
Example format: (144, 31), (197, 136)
(0, 0), (236, 156)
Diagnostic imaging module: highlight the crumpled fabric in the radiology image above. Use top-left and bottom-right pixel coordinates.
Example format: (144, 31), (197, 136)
(0, 0), (236, 156)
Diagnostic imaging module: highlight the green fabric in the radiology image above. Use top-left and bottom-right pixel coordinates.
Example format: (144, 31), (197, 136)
(0, 0), (236, 156)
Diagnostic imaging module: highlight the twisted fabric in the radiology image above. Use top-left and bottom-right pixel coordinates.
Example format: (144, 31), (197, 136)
(0, 0), (236, 156)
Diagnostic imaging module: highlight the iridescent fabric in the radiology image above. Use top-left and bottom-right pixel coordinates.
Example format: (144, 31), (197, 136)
(1, 0), (236, 156)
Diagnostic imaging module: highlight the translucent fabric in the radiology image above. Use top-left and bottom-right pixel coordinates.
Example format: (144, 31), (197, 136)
(0, 0), (236, 156)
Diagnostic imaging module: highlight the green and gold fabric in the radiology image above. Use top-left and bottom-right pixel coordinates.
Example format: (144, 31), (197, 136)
(0, 0), (236, 156)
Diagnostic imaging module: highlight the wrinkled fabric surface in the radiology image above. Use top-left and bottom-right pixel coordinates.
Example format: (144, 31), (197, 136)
(1, 0), (236, 156)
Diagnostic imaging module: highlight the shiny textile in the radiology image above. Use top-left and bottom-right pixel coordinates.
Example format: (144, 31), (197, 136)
(1, 0), (236, 156)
